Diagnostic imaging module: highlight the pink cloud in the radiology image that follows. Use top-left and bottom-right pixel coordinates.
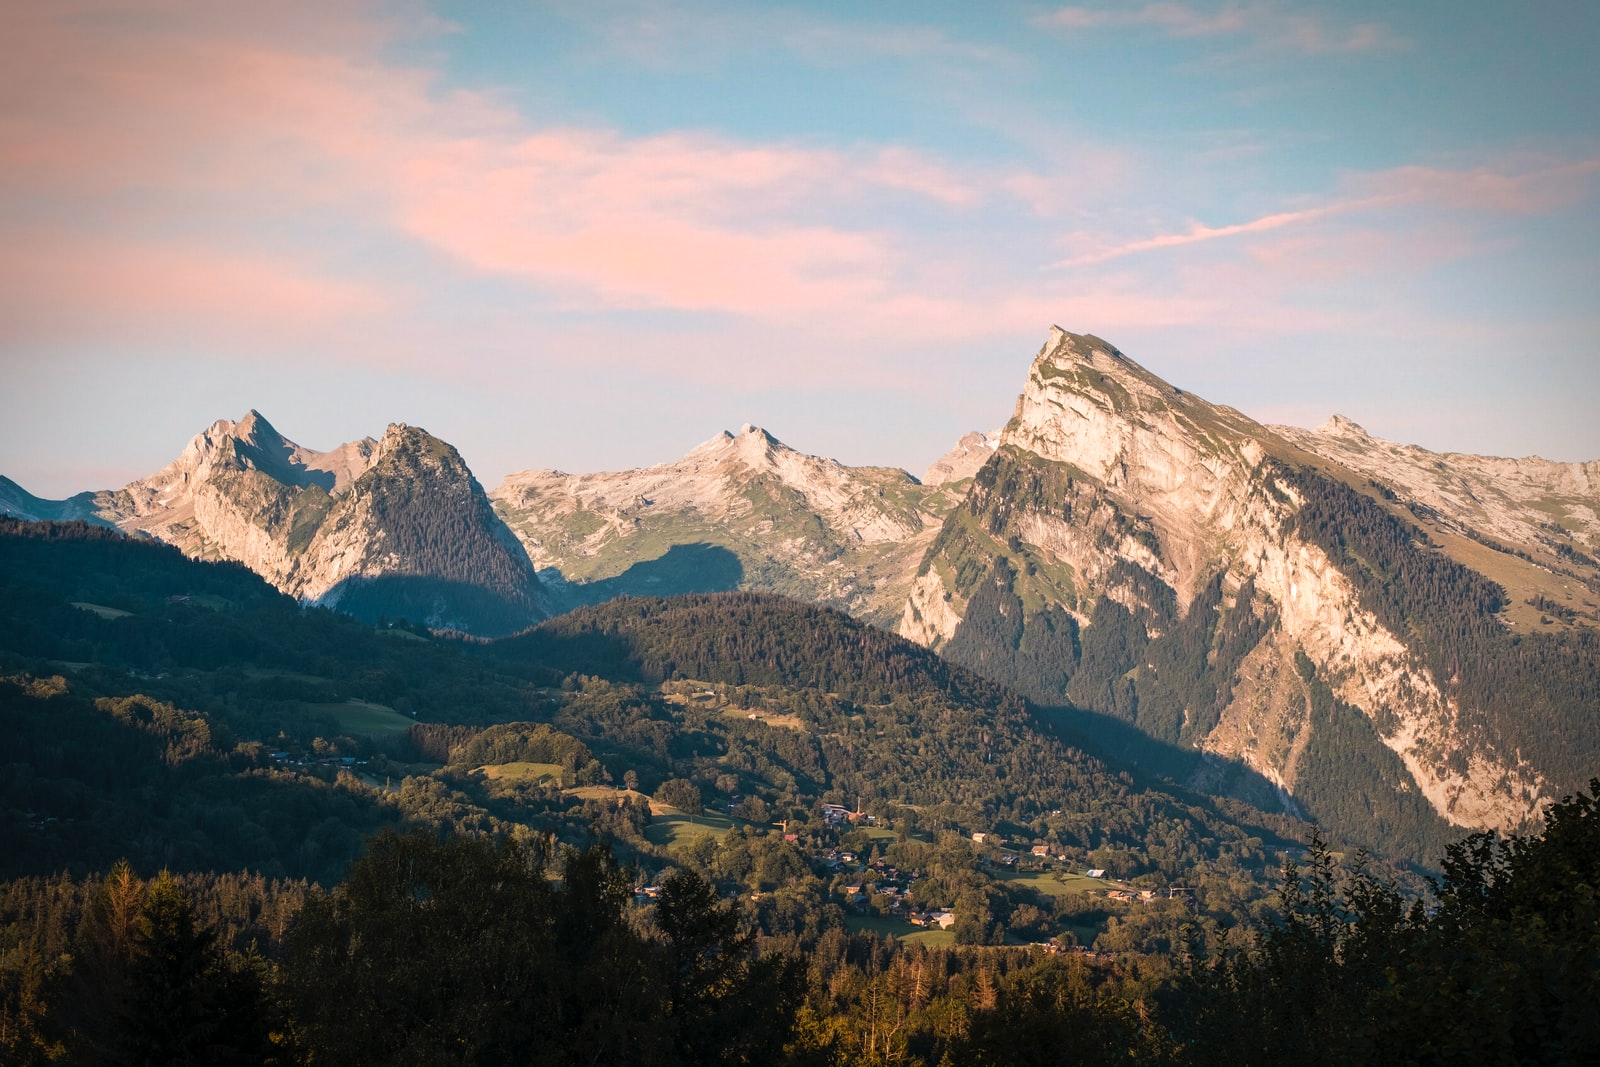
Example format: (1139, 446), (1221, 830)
(390, 130), (990, 315)
(4, 0), (1581, 405)
(1352, 159), (1600, 214)
(0, 2), (998, 332)
(0, 232), (389, 345)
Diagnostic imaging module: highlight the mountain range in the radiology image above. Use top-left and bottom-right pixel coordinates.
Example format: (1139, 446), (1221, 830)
(6, 327), (1598, 862)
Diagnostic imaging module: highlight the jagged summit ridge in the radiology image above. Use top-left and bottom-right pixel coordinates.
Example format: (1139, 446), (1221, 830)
(1, 412), (547, 636)
(491, 425), (972, 623)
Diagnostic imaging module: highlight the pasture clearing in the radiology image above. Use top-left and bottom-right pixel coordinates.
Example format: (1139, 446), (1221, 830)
(71, 602), (131, 619)
(994, 868), (1131, 898)
(845, 914), (955, 946)
(475, 761), (563, 783)
(315, 699), (414, 736)
(645, 808), (737, 849)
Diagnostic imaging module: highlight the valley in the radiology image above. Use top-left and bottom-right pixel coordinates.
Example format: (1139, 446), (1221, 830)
(3, 346), (1597, 1057)
(5, 328), (1599, 869)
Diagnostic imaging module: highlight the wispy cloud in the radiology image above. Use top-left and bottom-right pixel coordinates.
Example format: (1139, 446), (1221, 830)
(1055, 201), (1365, 267)
(1054, 158), (1600, 268)
(1037, 3), (1401, 55)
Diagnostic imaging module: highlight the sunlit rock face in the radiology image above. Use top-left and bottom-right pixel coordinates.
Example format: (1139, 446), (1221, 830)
(490, 423), (970, 625)
(904, 327), (1565, 842)
(67, 413), (550, 636)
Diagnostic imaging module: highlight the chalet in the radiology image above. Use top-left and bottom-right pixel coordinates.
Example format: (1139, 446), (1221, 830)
(971, 832), (990, 844)
(1085, 869), (1106, 878)
(1031, 844), (1051, 857)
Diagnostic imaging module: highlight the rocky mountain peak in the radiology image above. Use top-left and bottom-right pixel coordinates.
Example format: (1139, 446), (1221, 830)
(908, 327), (1574, 847)
(682, 423), (791, 472)
(1316, 414), (1370, 438)
(367, 423), (473, 481)
(1002, 325), (1265, 499)
(923, 430), (1003, 485)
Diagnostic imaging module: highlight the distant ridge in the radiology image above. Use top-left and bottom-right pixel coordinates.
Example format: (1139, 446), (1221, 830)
(1, 414), (549, 637)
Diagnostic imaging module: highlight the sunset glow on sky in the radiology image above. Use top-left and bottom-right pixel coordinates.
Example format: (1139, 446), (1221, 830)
(3, 1), (1597, 495)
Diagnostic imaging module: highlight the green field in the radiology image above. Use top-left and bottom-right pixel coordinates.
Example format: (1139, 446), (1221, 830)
(856, 825), (900, 843)
(316, 699), (415, 736)
(994, 868), (1128, 898)
(845, 914), (955, 946)
(566, 785), (649, 802)
(243, 668), (334, 685)
(476, 761), (563, 783)
(645, 809), (737, 850)
(71, 602), (131, 619)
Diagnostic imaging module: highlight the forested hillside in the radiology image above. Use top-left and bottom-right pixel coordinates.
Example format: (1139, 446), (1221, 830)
(5, 519), (1594, 1063)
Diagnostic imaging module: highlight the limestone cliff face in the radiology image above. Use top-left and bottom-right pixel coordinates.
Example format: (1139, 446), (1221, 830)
(492, 424), (967, 625)
(904, 328), (1564, 844)
(53, 413), (547, 636)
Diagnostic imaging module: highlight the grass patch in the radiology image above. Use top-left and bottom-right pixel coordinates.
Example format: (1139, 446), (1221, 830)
(476, 761), (563, 783)
(723, 708), (806, 730)
(845, 914), (956, 946)
(857, 825), (900, 843)
(1431, 529), (1600, 633)
(994, 868), (1130, 898)
(566, 785), (649, 803)
(71, 602), (131, 620)
(315, 699), (414, 736)
(645, 809), (736, 850)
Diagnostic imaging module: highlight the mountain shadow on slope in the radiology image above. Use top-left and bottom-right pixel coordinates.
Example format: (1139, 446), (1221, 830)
(540, 542), (744, 611)
(322, 573), (544, 638)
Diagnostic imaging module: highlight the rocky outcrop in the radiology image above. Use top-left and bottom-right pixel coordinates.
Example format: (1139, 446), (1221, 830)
(924, 430), (1003, 486)
(904, 327), (1575, 848)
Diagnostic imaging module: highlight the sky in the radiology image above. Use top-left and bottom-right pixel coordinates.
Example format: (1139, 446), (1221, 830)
(2, 0), (1598, 498)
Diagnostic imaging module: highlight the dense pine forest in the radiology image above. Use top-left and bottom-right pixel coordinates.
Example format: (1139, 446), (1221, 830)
(2, 519), (1597, 1063)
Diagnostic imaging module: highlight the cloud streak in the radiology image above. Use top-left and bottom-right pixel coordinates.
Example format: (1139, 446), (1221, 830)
(1054, 158), (1600, 268)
